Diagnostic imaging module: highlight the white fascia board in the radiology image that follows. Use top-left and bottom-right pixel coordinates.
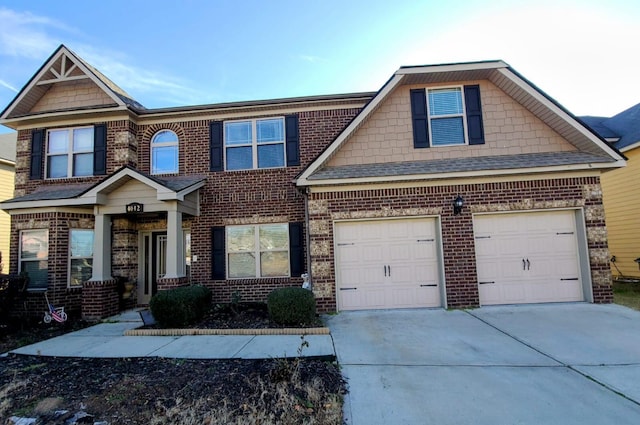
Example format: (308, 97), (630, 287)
(1, 105), (129, 128)
(297, 160), (625, 187)
(395, 61), (508, 75)
(297, 74), (405, 183)
(621, 141), (640, 153)
(496, 68), (625, 162)
(0, 197), (98, 211)
(0, 158), (15, 166)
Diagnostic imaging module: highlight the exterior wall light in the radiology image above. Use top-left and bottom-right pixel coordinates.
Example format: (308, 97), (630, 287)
(453, 195), (464, 215)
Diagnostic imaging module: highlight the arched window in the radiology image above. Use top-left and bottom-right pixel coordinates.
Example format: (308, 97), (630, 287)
(151, 130), (179, 174)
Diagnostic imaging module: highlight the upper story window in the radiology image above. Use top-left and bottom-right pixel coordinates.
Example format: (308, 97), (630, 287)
(151, 130), (179, 174)
(427, 87), (466, 146)
(46, 127), (94, 178)
(410, 85), (485, 148)
(225, 118), (285, 170)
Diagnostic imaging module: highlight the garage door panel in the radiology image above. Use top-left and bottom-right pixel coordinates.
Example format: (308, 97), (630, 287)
(475, 211), (583, 306)
(335, 218), (441, 311)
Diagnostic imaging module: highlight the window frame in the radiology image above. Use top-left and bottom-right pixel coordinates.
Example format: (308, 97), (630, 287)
(226, 223), (290, 279)
(224, 117), (287, 171)
(68, 229), (94, 288)
(19, 229), (49, 290)
(45, 126), (94, 179)
(426, 86), (469, 147)
(151, 130), (179, 175)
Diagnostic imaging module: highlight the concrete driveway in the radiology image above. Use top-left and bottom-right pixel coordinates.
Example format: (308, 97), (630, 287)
(325, 303), (640, 425)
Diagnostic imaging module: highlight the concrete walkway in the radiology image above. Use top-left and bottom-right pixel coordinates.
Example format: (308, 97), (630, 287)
(5, 310), (335, 360)
(326, 303), (640, 425)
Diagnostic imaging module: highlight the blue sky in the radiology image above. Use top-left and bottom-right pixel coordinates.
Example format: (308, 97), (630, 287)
(0, 0), (638, 134)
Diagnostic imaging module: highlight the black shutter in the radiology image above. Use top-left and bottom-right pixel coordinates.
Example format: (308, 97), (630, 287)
(93, 124), (107, 175)
(30, 129), (45, 180)
(464, 85), (485, 145)
(211, 226), (226, 280)
(410, 89), (429, 148)
(285, 115), (300, 166)
(289, 222), (304, 277)
(209, 121), (223, 171)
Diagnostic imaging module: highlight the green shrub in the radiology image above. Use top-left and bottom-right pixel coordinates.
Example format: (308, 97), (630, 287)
(150, 285), (212, 328)
(267, 287), (316, 326)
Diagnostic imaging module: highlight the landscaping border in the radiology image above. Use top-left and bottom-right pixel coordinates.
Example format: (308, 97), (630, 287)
(124, 327), (331, 336)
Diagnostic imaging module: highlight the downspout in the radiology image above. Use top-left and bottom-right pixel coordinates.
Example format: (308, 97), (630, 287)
(303, 186), (313, 292)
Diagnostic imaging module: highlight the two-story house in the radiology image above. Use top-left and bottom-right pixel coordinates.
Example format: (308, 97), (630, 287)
(0, 46), (625, 320)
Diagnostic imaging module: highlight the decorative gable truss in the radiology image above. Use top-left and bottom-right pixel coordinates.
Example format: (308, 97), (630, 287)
(1, 45), (139, 121)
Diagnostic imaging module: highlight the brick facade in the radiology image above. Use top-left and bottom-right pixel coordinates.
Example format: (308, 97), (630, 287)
(7, 107), (363, 319)
(308, 177), (612, 311)
(3, 52), (620, 320)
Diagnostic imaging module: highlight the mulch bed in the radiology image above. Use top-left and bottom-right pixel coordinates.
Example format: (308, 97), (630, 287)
(0, 304), (345, 424)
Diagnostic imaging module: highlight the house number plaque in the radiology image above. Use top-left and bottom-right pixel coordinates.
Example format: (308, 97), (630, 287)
(126, 202), (144, 214)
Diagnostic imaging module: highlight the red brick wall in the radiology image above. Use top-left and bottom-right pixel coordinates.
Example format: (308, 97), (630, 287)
(309, 177), (612, 311)
(130, 108), (362, 304)
(9, 211), (94, 320)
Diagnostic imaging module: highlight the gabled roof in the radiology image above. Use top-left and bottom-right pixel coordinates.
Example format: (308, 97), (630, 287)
(581, 103), (640, 152)
(0, 166), (206, 210)
(297, 61), (625, 186)
(0, 45), (144, 121)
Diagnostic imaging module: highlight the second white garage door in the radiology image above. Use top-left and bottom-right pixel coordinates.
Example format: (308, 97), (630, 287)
(474, 210), (584, 306)
(334, 218), (441, 311)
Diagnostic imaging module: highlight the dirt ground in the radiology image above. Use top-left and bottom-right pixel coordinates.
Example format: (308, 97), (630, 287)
(0, 304), (346, 424)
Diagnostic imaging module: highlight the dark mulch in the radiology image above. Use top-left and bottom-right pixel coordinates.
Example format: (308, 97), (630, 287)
(0, 354), (345, 424)
(0, 304), (343, 424)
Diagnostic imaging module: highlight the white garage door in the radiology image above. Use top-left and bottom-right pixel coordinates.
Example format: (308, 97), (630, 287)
(474, 210), (584, 306)
(335, 218), (441, 311)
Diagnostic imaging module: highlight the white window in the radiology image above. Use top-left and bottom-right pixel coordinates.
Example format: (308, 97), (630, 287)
(226, 224), (289, 278)
(151, 130), (179, 174)
(184, 230), (191, 278)
(19, 229), (48, 290)
(427, 87), (467, 146)
(47, 127), (94, 178)
(225, 118), (285, 170)
(69, 229), (93, 287)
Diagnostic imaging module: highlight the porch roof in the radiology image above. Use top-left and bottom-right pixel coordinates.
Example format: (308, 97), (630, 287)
(0, 166), (207, 211)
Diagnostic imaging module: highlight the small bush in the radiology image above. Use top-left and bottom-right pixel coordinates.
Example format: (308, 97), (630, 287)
(267, 287), (316, 326)
(150, 285), (211, 328)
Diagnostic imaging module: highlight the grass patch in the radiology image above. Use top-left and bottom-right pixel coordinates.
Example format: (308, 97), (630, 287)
(612, 280), (640, 311)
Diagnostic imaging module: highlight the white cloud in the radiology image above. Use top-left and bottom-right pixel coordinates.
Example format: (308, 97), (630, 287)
(0, 7), (72, 59)
(346, 2), (639, 117)
(75, 47), (204, 106)
(0, 7), (204, 107)
(0, 78), (18, 93)
(392, 3), (640, 116)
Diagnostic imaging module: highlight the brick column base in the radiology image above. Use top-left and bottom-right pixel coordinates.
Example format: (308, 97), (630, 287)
(82, 279), (118, 321)
(157, 276), (189, 291)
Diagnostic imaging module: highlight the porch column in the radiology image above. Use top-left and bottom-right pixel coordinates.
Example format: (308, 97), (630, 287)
(164, 206), (184, 279)
(91, 212), (112, 281)
(83, 211), (117, 321)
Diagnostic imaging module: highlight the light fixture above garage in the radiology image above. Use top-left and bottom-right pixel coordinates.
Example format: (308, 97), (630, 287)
(453, 195), (464, 215)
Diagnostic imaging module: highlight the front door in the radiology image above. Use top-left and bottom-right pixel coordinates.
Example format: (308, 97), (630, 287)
(139, 231), (167, 305)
